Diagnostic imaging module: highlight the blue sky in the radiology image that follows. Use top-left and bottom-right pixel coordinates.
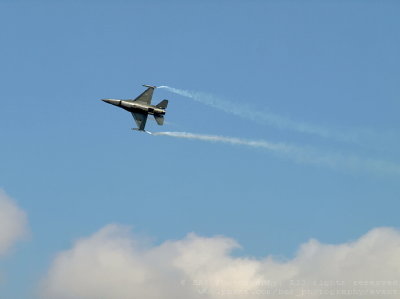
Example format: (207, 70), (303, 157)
(0, 1), (399, 298)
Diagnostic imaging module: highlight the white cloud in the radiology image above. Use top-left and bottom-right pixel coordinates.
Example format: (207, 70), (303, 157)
(0, 190), (28, 256)
(40, 225), (400, 299)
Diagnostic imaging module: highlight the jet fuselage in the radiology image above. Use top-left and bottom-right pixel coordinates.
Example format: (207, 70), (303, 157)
(101, 85), (168, 132)
(102, 99), (166, 116)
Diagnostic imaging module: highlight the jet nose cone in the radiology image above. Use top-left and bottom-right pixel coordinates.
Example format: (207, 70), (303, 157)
(101, 99), (120, 106)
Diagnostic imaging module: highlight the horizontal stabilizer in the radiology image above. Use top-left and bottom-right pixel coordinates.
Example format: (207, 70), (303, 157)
(154, 115), (164, 126)
(156, 99), (168, 109)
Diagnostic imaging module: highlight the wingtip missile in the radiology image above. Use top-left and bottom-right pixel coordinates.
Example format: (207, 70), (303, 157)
(131, 128), (152, 135)
(143, 84), (156, 89)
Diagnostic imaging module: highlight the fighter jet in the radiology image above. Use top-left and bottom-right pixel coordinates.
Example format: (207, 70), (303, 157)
(101, 85), (168, 133)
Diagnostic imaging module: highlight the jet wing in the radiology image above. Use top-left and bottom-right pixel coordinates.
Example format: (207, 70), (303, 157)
(133, 86), (155, 105)
(131, 112), (148, 131)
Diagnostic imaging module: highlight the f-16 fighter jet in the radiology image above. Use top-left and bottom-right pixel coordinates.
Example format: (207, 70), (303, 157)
(101, 85), (168, 133)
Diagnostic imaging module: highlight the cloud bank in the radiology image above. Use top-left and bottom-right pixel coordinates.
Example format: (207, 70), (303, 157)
(0, 190), (28, 256)
(41, 225), (400, 299)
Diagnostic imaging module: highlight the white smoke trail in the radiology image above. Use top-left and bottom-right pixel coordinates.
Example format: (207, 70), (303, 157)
(158, 86), (363, 143)
(153, 131), (400, 176)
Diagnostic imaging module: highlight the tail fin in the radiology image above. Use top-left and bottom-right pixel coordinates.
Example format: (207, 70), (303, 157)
(154, 115), (164, 125)
(156, 99), (168, 109)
